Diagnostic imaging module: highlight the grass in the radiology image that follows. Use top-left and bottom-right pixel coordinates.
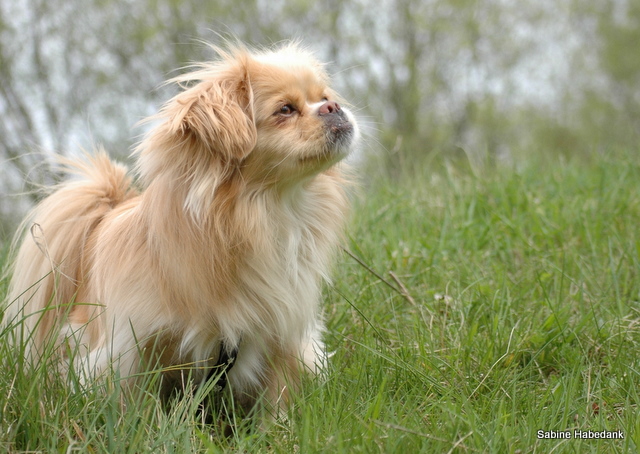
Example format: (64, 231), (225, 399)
(2, 149), (640, 452)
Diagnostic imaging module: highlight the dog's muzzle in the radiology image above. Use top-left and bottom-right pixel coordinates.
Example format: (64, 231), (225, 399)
(319, 101), (355, 149)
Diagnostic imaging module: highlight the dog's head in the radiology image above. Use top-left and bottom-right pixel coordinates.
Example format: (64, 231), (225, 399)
(137, 42), (359, 192)
(245, 45), (359, 184)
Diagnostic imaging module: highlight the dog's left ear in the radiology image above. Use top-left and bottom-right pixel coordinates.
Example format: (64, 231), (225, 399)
(171, 74), (257, 161)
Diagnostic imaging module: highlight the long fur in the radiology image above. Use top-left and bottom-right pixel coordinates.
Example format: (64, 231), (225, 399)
(3, 42), (358, 412)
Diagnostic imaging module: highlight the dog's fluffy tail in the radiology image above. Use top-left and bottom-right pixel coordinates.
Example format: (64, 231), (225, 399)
(2, 150), (136, 359)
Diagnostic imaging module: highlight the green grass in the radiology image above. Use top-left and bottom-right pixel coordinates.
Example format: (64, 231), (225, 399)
(2, 149), (640, 452)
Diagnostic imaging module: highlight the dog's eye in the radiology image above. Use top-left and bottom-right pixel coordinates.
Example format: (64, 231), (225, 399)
(277, 104), (296, 116)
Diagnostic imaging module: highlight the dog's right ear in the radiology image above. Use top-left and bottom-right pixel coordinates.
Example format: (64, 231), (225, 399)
(167, 71), (257, 161)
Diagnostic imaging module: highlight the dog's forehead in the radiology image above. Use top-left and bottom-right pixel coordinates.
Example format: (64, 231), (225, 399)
(250, 60), (328, 99)
(253, 46), (325, 72)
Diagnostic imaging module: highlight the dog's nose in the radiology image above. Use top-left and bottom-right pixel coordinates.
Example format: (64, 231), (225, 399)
(319, 101), (341, 115)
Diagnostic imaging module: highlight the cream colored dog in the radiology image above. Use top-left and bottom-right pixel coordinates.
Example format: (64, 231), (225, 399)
(3, 42), (359, 413)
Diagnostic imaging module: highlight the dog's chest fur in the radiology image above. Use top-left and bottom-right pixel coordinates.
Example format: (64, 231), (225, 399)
(165, 177), (345, 389)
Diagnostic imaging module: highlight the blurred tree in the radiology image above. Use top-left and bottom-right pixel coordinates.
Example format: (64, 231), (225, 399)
(581, 0), (640, 148)
(597, 0), (640, 122)
(345, 0), (559, 174)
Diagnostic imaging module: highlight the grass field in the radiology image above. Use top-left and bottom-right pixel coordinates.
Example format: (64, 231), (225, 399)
(1, 149), (639, 452)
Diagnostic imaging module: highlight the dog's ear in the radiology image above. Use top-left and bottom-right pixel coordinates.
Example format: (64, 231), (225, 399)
(171, 74), (257, 161)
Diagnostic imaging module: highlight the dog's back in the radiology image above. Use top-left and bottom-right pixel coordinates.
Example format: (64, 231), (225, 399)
(2, 151), (136, 359)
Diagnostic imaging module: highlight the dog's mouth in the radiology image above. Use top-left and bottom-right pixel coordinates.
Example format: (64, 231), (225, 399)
(319, 101), (354, 145)
(298, 119), (355, 166)
(303, 103), (356, 164)
(324, 111), (355, 150)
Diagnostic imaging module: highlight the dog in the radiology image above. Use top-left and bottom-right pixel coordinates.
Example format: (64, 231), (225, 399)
(3, 41), (359, 414)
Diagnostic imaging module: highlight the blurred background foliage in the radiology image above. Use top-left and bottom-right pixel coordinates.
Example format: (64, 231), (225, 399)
(0, 0), (639, 238)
